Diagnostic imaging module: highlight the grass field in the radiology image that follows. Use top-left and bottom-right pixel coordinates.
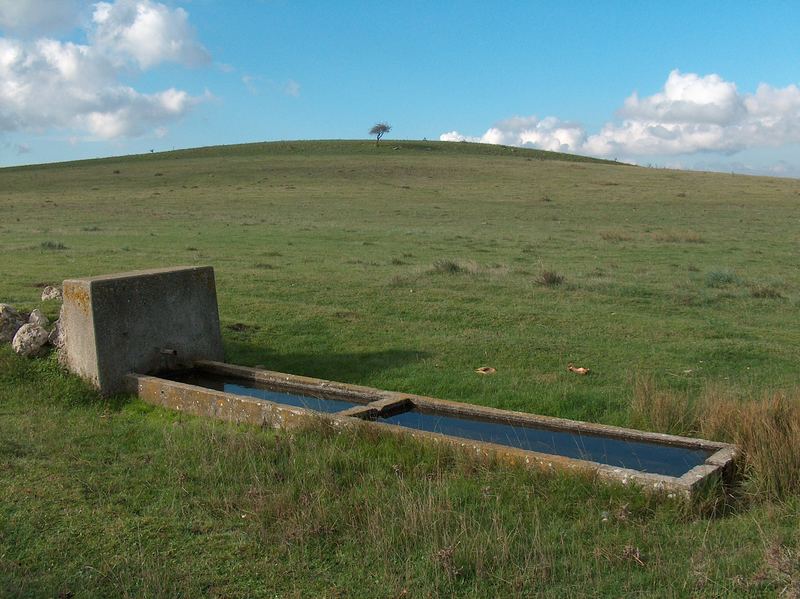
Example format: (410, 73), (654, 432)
(1, 140), (799, 597)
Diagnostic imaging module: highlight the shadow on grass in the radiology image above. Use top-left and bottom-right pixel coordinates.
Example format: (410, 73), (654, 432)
(1, 340), (429, 416)
(223, 339), (430, 384)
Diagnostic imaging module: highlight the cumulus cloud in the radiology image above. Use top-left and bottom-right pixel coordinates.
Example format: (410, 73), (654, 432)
(584, 71), (800, 157)
(91, 0), (210, 69)
(0, 0), (209, 140)
(619, 71), (744, 125)
(0, 0), (82, 35)
(442, 116), (587, 153)
(441, 70), (800, 163)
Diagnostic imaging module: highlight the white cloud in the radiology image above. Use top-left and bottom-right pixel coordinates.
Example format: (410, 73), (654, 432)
(441, 116), (587, 153)
(0, 0), (82, 34)
(0, 0), (209, 140)
(618, 70), (744, 125)
(76, 87), (203, 139)
(441, 70), (800, 165)
(439, 131), (476, 143)
(583, 71), (800, 157)
(91, 0), (210, 69)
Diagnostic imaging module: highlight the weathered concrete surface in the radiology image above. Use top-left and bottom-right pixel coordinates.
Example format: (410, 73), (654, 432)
(61, 266), (224, 395)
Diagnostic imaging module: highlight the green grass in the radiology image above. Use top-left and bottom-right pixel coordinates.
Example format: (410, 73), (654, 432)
(1, 140), (800, 596)
(2, 349), (798, 598)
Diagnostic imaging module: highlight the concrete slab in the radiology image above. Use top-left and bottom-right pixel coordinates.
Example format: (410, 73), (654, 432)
(61, 266), (224, 395)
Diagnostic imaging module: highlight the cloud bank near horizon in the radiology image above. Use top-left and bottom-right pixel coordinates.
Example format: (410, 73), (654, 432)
(0, 0), (209, 140)
(441, 70), (800, 164)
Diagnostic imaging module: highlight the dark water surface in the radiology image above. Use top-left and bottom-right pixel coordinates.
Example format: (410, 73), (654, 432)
(380, 409), (712, 477)
(164, 370), (361, 414)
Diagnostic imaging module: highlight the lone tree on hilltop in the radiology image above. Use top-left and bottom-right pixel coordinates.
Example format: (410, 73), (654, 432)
(370, 122), (391, 145)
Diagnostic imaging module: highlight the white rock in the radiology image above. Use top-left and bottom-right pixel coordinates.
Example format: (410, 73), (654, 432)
(49, 319), (64, 349)
(12, 323), (50, 357)
(0, 304), (27, 343)
(41, 286), (62, 301)
(28, 308), (49, 327)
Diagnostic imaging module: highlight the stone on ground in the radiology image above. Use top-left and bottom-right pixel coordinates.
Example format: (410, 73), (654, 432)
(0, 304), (27, 343)
(12, 323), (50, 357)
(28, 308), (49, 328)
(41, 286), (63, 301)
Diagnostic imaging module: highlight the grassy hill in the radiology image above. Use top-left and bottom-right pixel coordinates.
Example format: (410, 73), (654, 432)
(1, 140), (798, 596)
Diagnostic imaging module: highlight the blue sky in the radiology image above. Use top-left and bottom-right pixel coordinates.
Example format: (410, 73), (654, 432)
(1, 1), (799, 176)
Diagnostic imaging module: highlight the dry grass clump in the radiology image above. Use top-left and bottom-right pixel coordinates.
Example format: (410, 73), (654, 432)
(749, 284), (784, 299)
(630, 376), (697, 435)
(651, 231), (705, 243)
(428, 259), (507, 276)
(40, 240), (67, 250)
(536, 270), (565, 287)
(430, 259), (468, 274)
(631, 377), (800, 499)
(698, 389), (800, 499)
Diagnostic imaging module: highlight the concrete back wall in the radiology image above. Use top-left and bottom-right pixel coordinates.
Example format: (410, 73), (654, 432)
(61, 266), (224, 395)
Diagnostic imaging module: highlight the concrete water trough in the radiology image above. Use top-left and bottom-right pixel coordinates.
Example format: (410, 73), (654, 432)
(60, 266), (737, 498)
(127, 360), (737, 497)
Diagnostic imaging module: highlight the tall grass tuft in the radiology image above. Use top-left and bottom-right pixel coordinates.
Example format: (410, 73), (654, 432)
(705, 269), (741, 288)
(698, 390), (800, 500)
(749, 284), (784, 299)
(632, 377), (800, 500)
(431, 259), (466, 274)
(630, 375), (697, 435)
(40, 240), (67, 251)
(536, 270), (565, 287)
(600, 230), (633, 242)
(428, 259), (500, 276)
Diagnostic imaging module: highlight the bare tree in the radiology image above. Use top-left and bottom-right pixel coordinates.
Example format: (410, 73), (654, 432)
(369, 122), (391, 145)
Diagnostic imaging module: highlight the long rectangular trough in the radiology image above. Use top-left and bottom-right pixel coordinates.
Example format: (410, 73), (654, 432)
(127, 360), (737, 498)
